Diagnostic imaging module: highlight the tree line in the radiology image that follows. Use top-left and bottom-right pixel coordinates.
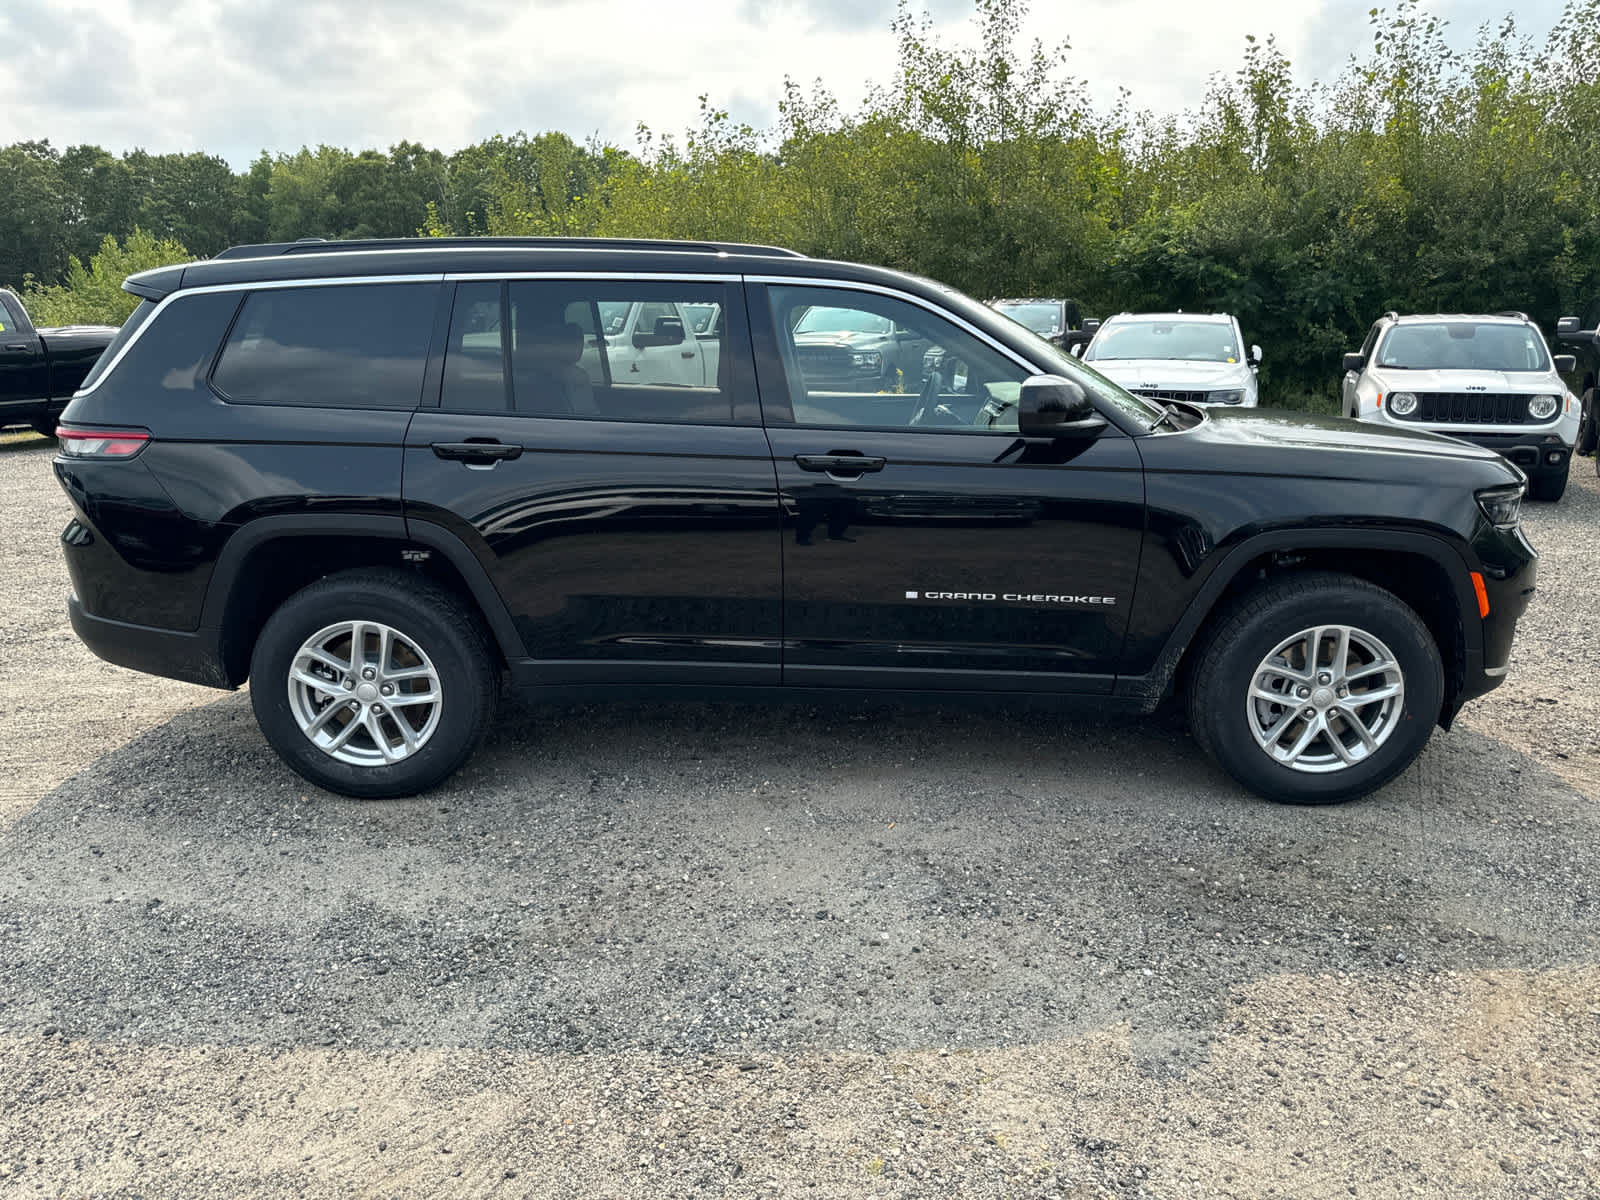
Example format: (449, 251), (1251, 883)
(6, 0), (1600, 405)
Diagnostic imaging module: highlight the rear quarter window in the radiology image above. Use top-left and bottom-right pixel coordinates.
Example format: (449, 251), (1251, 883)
(212, 283), (438, 409)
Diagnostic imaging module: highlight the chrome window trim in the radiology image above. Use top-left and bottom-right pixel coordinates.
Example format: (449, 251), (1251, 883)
(444, 271), (743, 283)
(74, 275), (446, 398)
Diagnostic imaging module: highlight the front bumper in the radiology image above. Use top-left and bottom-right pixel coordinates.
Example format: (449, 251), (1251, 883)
(1461, 520), (1538, 702)
(1449, 429), (1573, 479)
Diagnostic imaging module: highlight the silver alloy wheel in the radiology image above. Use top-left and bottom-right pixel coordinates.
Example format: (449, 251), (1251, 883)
(286, 620), (443, 767)
(1245, 624), (1405, 774)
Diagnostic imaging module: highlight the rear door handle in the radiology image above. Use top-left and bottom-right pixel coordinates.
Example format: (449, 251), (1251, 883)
(431, 441), (523, 465)
(794, 453), (886, 475)
(3, 343), (27, 351)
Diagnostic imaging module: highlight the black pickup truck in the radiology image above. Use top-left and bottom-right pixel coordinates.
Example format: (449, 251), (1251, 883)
(0, 288), (118, 435)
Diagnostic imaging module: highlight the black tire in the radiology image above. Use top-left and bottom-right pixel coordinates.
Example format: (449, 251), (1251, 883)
(1187, 572), (1443, 805)
(249, 568), (499, 798)
(1577, 388), (1597, 457)
(1528, 466), (1568, 503)
(30, 420), (56, 438)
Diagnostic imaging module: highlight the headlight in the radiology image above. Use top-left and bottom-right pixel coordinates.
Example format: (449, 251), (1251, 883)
(1475, 483), (1524, 530)
(852, 351), (882, 371)
(1209, 389), (1244, 404)
(1388, 391), (1419, 416)
(1527, 394), (1559, 419)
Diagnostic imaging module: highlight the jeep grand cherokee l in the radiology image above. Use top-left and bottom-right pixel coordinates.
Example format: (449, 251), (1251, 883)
(54, 237), (1537, 805)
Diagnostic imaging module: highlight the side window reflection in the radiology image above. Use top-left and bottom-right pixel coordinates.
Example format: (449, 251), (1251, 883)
(767, 285), (1029, 432)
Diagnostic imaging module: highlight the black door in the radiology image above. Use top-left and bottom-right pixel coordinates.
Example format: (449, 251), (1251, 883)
(755, 283), (1146, 694)
(0, 293), (47, 407)
(403, 278), (782, 686)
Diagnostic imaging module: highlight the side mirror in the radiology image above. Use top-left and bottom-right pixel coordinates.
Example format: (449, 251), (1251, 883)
(1556, 316), (1580, 337)
(1250, 344), (1263, 365)
(1556, 316), (1595, 345)
(1342, 352), (1365, 373)
(1081, 318), (1102, 336)
(1554, 354), (1577, 374)
(1018, 374), (1105, 438)
(634, 316), (685, 349)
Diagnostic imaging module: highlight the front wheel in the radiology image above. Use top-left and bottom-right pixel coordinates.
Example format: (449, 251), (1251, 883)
(1576, 388), (1597, 457)
(249, 569), (499, 798)
(1528, 466), (1569, 503)
(1187, 572), (1443, 805)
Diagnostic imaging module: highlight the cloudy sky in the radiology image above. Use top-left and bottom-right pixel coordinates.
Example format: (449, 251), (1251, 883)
(1, 0), (1565, 168)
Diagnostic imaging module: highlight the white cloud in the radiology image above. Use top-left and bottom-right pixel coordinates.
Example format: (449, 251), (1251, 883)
(0, 0), (1564, 167)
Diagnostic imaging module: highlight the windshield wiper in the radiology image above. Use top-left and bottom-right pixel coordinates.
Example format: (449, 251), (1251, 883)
(1146, 402), (1184, 433)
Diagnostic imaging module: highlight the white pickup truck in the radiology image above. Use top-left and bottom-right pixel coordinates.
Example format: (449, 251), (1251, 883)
(591, 300), (721, 388)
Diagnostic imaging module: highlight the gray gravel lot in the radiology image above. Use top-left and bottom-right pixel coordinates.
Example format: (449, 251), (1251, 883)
(0, 431), (1597, 1198)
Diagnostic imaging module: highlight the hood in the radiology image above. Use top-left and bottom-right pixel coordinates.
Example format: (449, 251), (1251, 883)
(1168, 405), (1517, 481)
(1092, 358), (1252, 389)
(793, 329), (885, 350)
(1366, 367), (1562, 394)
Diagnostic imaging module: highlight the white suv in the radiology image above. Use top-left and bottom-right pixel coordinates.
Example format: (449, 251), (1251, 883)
(1081, 312), (1260, 406)
(1343, 312), (1579, 501)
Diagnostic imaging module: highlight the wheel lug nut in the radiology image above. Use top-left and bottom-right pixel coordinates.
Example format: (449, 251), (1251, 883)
(381, 684), (393, 695)
(344, 677), (355, 689)
(348, 701), (359, 712)
(1318, 673), (1331, 685)
(1303, 707), (1316, 718)
(373, 704), (384, 714)
(362, 667), (376, 680)
(1296, 686), (1310, 699)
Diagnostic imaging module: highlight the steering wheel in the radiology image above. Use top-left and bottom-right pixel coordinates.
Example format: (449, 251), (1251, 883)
(908, 370), (966, 427)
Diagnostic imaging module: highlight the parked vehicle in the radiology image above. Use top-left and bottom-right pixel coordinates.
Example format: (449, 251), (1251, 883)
(1344, 311), (1578, 501)
(55, 237), (1535, 807)
(1081, 312), (1261, 406)
(988, 298), (1085, 349)
(1555, 301), (1600, 462)
(788, 303), (929, 393)
(0, 288), (118, 434)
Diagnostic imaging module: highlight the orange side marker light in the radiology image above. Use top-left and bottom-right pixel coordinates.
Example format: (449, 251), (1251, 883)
(1470, 572), (1490, 618)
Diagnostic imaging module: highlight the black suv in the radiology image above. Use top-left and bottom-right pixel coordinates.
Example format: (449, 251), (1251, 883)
(55, 238), (1537, 805)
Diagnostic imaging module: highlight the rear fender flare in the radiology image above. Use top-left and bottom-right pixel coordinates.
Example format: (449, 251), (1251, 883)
(202, 515), (526, 678)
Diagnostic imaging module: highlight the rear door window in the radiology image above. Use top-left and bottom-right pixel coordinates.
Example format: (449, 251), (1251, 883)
(212, 282), (438, 409)
(439, 279), (752, 424)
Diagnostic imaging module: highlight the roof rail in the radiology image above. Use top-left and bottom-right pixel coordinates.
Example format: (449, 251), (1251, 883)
(1383, 311), (1399, 322)
(210, 236), (806, 261)
(1494, 310), (1531, 321)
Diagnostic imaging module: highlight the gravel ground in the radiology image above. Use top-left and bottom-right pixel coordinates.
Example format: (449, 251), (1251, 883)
(0, 430), (1596, 1199)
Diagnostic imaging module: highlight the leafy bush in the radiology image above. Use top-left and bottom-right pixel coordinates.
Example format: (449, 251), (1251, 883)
(22, 230), (192, 327)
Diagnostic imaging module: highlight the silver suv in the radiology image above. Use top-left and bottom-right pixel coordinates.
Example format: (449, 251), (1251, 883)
(1343, 311), (1578, 501)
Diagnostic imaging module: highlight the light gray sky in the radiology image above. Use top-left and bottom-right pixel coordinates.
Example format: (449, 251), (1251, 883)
(0, 0), (1562, 168)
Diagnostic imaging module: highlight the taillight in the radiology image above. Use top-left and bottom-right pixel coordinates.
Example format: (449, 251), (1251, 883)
(55, 427), (151, 458)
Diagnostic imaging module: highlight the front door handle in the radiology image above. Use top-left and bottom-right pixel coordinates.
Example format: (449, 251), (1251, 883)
(431, 441), (523, 465)
(681, 349), (696, 358)
(3, 343), (27, 351)
(794, 453), (886, 475)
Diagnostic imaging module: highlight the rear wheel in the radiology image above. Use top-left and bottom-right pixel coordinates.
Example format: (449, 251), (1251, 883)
(249, 569), (498, 798)
(1187, 572), (1443, 805)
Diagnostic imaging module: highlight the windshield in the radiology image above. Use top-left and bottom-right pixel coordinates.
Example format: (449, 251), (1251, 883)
(1087, 320), (1240, 364)
(794, 306), (892, 335)
(993, 302), (1062, 337)
(1376, 322), (1550, 372)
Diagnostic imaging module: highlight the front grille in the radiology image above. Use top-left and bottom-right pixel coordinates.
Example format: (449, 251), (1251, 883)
(1392, 392), (1553, 425)
(796, 345), (866, 389)
(1131, 388), (1213, 405)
